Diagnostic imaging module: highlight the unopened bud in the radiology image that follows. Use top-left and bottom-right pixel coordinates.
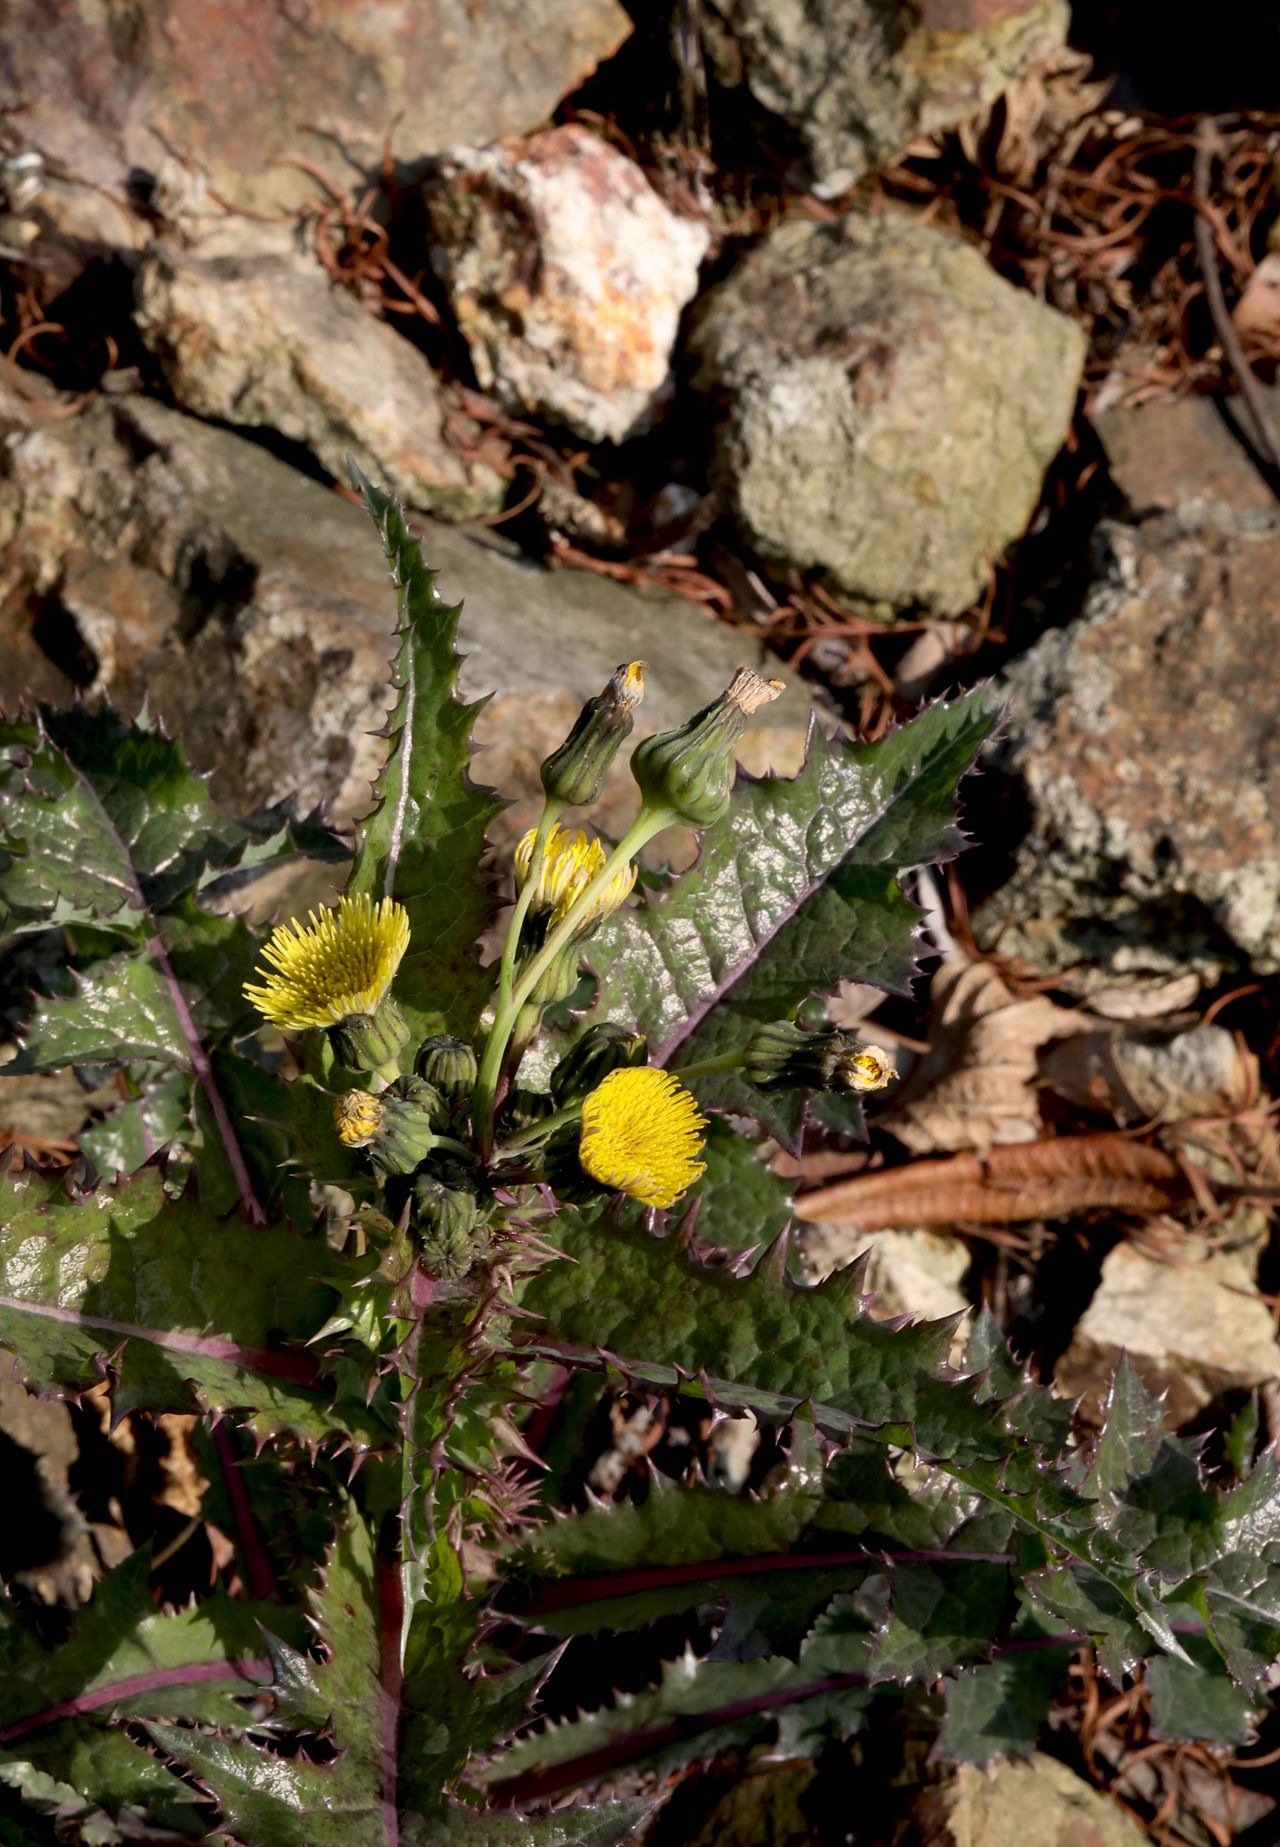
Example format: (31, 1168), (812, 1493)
(541, 661), (645, 806)
(835, 1044), (896, 1094)
(550, 1022), (649, 1105)
(414, 1033), (478, 1105)
(334, 1073), (445, 1177)
(743, 1021), (896, 1096)
(631, 667), (784, 827)
(330, 998), (410, 1076)
(412, 1170), (481, 1279)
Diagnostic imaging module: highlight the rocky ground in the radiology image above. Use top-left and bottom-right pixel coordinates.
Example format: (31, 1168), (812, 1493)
(3, 2), (1280, 1841)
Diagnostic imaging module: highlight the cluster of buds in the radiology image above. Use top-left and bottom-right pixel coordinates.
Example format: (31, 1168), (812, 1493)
(411, 1166), (487, 1281)
(743, 1019), (896, 1096)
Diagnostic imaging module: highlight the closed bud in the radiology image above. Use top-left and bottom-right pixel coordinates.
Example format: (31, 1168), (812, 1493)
(330, 997), (410, 1076)
(550, 1022), (649, 1105)
(834, 1043), (897, 1094)
(497, 1086), (556, 1136)
(334, 1073), (445, 1177)
(413, 1169), (480, 1241)
(631, 668), (785, 827)
(414, 1033), (478, 1105)
(743, 1019), (842, 1091)
(541, 661), (645, 806)
(418, 1223), (477, 1282)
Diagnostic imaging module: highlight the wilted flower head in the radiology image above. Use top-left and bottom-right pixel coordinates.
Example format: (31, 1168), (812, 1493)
(578, 1065), (707, 1211)
(244, 894), (410, 1030)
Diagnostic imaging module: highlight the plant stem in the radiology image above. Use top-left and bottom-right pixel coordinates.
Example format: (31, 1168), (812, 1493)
(474, 805), (674, 1157)
(496, 802), (561, 1019)
(495, 1098), (584, 1157)
(668, 1050), (748, 1082)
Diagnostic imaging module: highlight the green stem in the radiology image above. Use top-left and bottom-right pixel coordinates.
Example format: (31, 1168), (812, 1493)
(497, 802), (562, 1019)
(668, 1050), (748, 1082)
(495, 1098), (584, 1157)
(474, 805), (674, 1158)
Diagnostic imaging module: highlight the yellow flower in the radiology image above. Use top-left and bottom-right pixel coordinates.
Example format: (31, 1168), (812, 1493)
(578, 1066), (707, 1210)
(244, 894), (410, 1030)
(514, 822), (636, 933)
(333, 1089), (385, 1148)
(836, 1044), (896, 1093)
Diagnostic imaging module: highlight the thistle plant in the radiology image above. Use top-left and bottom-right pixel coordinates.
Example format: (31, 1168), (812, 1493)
(0, 469), (1276, 1845)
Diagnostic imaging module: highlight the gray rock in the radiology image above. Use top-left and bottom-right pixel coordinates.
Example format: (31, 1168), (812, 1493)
(1056, 1238), (1280, 1428)
(426, 126), (710, 444)
(134, 246), (506, 520)
(689, 213), (1084, 617)
(707, 0), (1068, 193)
(980, 501), (1280, 978)
(0, 386), (810, 834)
(0, 0), (630, 227)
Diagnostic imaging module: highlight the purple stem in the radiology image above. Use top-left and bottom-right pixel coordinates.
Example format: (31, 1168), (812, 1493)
(0, 1294), (321, 1386)
(212, 1418), (277, 1602)
(0, 1658), (272, 1747)
(528, 1547), (1016, 1616)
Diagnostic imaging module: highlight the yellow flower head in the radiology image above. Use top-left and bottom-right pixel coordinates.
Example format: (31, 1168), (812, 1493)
(333, 1089), (385, 1148)
(514, 822), (636, 932)
(836, 1044), (897, 1094)
(578, 1066), (707, 1211)
(244, 894), (410, 1030)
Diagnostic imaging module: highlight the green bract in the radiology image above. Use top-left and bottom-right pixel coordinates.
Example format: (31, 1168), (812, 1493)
(0, 468), (1275, 1846)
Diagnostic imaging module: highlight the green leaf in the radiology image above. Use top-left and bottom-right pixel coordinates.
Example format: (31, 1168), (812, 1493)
(868, 1553), (1013, 1683)
(937, 1634), (1072, 1763)
(9, 951), (190, 1072)
(1147, 1635), (1256, 1747)
(685, 1118), (794, 1253)
(0, 1548), (272, 1822)
(346, 468), (506, 1041)
(79, 1069), (191, 1178)
(151, 1505), (386, 1847)
(0, 708), (340, 934)
(582, 692), (996, 1146)
(0, 1162), (383, 1443)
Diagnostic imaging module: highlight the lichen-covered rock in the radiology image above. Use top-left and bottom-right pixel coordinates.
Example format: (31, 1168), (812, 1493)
(981, 503), (1280, 978)
(0, 0), (630, 225)
(707, 0), (1068, 193)
(134, 247), (506, 520)
(689, 213), (1083, 617)
(0, 384), (809, 830)
(426, 126), (710, 443)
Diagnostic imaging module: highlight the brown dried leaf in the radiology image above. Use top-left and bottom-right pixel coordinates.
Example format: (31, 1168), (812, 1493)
(795, 1134), (1188, 1231)
(881, 957), (1090, 1157)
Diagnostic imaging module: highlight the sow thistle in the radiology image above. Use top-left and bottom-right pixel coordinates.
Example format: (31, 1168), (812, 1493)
(242, 659), (889, 1239)
(3, 472), (1265, 1845)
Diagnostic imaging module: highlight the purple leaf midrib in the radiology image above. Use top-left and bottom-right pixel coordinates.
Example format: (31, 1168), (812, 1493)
(652, 714), (968, 1066)
(0, 1292), (321, 1386)
(53, 729), (263, 1223)
(0, 1657), (272, 1747)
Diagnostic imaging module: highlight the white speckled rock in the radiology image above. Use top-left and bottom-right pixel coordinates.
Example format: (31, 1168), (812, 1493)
(426, 126), (711, 443)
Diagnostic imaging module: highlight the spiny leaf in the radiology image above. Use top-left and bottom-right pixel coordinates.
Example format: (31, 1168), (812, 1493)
(581, 690), (997, 1147)
(0, 1161), (383, 1443)
(346, 468), (506, 1041)
(1146, 1635), (1257, 1747)
(936, 1612), (1074, 1764)
(0, 707), (341, 934)
(684, 1117), (794, 1253)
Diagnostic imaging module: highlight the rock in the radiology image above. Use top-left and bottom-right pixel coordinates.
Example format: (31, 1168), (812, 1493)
(0, 386), (810, 833)
(134, 247), (506, 520)
(689, 213), (1084, 617)
(426, 126), (710, 444)
(1056, 1239), (1280, 1427)
(1041, 1022), (1252, 1126)
(706, 0), (1069, 194)
(980, 502), (1280, 978)
(0, 1), (630, 227)
(917, 1753), (1148, 1847)
(800, 1222), (970, 1325)
(1094, 389), (1280, 520)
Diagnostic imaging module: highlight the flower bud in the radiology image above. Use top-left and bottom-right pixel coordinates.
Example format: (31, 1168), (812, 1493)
(550, 1022), (649, 1105)
(329, 997), (410, 1076)
(541, 661), (645, 807)
(412, 1169), (481, 1265)
(631, 668), (785, 827)
(834, 1043), (896, 1094)
(414, 1033), (478, 1105)
(497, 1085), (556, 1136)
(743, 1019), (842, 1090)
(334, 1073), (445, 1177)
